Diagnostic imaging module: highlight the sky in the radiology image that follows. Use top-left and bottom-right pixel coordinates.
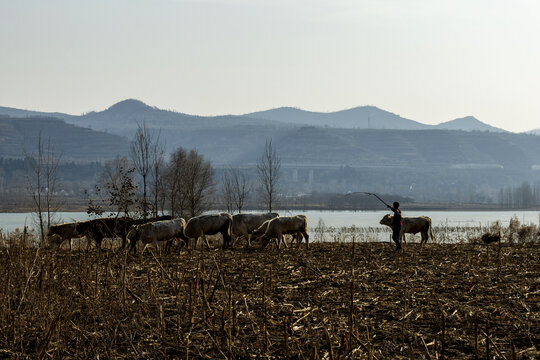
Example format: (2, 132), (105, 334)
(1, 0), (539, 132)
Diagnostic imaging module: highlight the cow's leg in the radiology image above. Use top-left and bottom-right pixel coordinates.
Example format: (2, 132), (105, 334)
(203, 235), (211, 249)
(421, 231), (427, 245)
(165, 239), (173, 252)
(302, 232), (309, 249)
(129, 238), (138, 254)
(153, 240), (161, 256)
(279, 233), (287, 249)
(222, 231), (231, 250)
(96, 236), (103, 251)
(141, 244), (149, 255)
(261, 236), (269, 249)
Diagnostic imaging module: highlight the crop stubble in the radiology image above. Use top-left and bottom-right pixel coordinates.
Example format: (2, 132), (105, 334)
(0, 241), (538, 359)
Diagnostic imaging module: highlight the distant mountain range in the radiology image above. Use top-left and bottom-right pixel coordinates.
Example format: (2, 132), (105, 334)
(1, 100), (540, 202)
(0, 99), (517, 134)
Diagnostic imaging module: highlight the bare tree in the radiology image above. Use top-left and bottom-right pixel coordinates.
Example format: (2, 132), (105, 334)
(221, 169), (235, 213)
(149, 132), (165, 217)
(165, 148), (188, 218)
(25, 133), (61, 246)
(223, 166), (251, 213)
(183, 149), (215, 217)
(89, 156), (137, 217)
(165, 147), (214, 218)
(257, 138), (281, 212)
(131, 123), (156, 218)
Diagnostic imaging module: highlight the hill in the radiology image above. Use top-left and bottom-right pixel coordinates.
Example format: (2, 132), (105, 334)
(70, 99), (286, 136)
(435, 116), (507, 132)
(0, 115), (129, 161)
(0, 105), (75, 121)
(243, 106), (431, 130)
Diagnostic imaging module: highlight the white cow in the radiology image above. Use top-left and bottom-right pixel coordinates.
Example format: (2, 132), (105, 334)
(127, 218), (187, 254)
(232, 212), (279, 247)
(379, 214), (435, 245)
(253, 215), (309, 249)
(184, 213), (233, 249)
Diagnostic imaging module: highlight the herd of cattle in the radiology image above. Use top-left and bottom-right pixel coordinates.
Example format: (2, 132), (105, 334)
(47, 212), (434, 252)
(47, 212), (310, 252)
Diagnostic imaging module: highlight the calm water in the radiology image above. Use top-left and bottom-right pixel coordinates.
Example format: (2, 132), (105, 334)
(0, 210), (538, 234)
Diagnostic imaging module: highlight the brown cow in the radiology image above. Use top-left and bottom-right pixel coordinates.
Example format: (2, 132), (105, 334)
(76, 217), (132, 250)
(379, 214), (435, 245)
(184, 213), (233, 249)
(47, 222), (80, 250)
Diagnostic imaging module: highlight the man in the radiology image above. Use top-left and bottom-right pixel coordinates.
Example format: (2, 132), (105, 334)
(387, 201), (402, 250)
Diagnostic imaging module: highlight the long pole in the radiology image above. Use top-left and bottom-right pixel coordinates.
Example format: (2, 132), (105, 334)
(344, 192), (391, 207)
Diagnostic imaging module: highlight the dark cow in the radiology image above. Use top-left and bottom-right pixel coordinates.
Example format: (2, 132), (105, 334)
(47, 222), (80, 250)
(379, 214), (435, 245)
(76, 217), (132, 250)
(184, 213), (233, 249)
(232, 212), (279, 247)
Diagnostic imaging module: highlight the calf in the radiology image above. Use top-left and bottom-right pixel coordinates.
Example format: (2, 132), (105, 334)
(127, 218), (187, 254)
(253, 215), (309, 249)
(232, 212), (279, 247)
(184, 213), (233, 249)
(379, 214), (435, 245)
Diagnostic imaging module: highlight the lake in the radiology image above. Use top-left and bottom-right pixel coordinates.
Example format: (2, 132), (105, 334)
(1, 210), (538, 234)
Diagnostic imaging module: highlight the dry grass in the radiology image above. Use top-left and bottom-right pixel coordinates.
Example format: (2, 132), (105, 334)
(0, 236), (539, 359)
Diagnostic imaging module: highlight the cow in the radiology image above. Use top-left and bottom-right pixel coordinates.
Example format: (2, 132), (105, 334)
(127, 218), (188, 254)
(125, 215), (172, 248)
(184, 213), (233, 249)
(47, 222), (80, 250)
(250, 219), (303, 246)
(232, 212), (279, 247)
(253, 215), (309, 249)
(379, 214), (435, 245)
(75, 217), (133, 250)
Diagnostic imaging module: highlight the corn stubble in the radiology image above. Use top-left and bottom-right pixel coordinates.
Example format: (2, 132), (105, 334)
(0, 237), (538, 359)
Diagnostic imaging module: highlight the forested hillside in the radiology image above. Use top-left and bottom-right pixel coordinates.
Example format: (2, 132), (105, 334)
(0, 115), (130, 161)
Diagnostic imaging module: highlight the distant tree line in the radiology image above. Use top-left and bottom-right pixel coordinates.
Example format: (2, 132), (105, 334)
(498, 181), (540, 209)
(86, 127), (282, 220)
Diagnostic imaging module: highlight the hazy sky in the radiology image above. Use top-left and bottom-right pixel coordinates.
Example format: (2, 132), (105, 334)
(1, 0), (539, 132)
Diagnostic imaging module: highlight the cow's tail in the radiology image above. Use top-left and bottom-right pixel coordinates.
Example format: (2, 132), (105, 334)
(428, 217), (435, 242)
(302, 215), (309, 248)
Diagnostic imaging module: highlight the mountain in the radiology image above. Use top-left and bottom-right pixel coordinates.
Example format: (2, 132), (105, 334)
(1, 99), (510, 134)
(526, 129), (540, 136)
(69, 99), (285, 135)
(243, 106), (431, 130)
(0, 105), (75, 121)
(0, 115), (129, 161)
(435, 116), (507, 132)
